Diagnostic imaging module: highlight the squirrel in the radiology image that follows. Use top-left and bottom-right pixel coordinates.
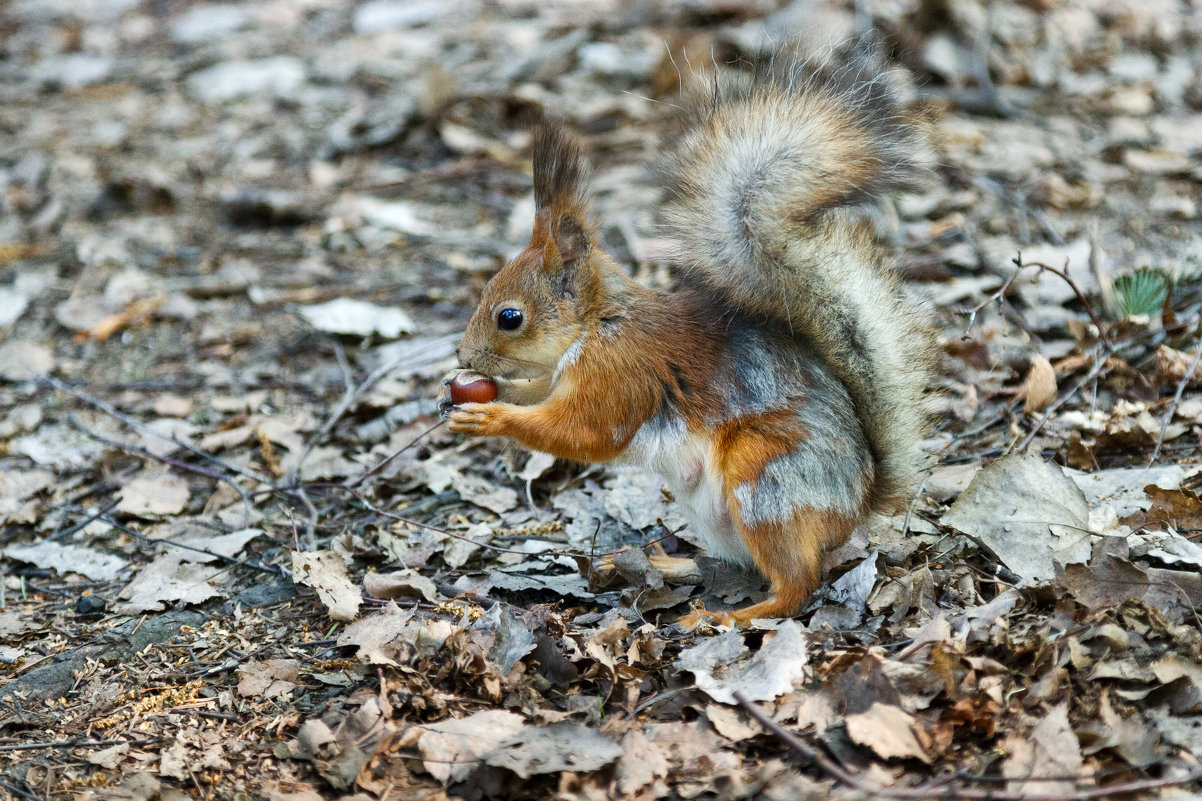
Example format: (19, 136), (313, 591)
(440, 45), (936, 628)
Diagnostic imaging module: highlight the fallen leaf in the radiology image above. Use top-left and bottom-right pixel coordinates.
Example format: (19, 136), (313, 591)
(238, 659), (302, 699)
(417, 710), (526, 783)
(615, 729), (669, 795)
(363, 570), (439, 602)
(675, 620), (808, 704)
(292, 550), (361, 621)
(298, 297), (414, 338)
(116, 553), (226, 612)
(3, 541), (127, 581)
(0, 339), (53, 381)
(117, 473), (191, 516)
(1002, 705), (1082, 796)
(1022, 354), (1058, 413)
(942, 453), (1091, 582)
(481, 722), (624, 779)
(845, 702), (932, 763)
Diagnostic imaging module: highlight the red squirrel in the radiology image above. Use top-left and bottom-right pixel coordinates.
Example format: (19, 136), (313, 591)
(440, 46), (936, 628)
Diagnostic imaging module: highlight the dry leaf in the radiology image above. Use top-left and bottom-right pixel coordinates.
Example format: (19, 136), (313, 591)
(116, 473), (191, 516)
(298, 297), (415, 338)
(845, 702), (932, 763)
(292, 550), (361, 621)
(942, 454), (1091, 581)
(1022, 354), (1058, 413)
(675, 620), (808, 704)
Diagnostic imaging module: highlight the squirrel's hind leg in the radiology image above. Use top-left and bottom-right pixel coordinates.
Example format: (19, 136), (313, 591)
(678, 507), (858, 629)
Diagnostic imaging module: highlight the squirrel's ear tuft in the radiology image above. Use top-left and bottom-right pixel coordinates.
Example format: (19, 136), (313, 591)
(532, 121), (592, 217)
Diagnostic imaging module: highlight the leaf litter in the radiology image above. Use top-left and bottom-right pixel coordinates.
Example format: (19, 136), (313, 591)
(2, 0), (1202, 799)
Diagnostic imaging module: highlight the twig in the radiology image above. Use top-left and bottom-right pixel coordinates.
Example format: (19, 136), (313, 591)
(46, 498), (121, 541)
(346, 419), (445, 488)
(1014, 254), (1112, 349)
(290, 337), (356, 485)
(733, 690), (1202, 800)
(0, 778), (44, 801)
(39, 374), (271, 486)
(961, 269), (1022, 339)
(291, 482), (320, 547)
(100, 515), (286, 577)
(1147, 335), (1202, 468)
(67, 414), (254, 522)
(324, 484), (671, 560)
(900, 475), (928, 539)
(1017, 351), (1109, 452)
(330, 487), (544, 556)
(0, 739), (114, 752)
(289, 337), (443, 488)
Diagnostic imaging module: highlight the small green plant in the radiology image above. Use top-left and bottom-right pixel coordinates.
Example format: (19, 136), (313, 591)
(1112, 268), (1170, 319)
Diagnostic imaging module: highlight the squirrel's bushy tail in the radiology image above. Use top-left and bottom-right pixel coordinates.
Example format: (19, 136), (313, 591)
(663, 44), (936, 512)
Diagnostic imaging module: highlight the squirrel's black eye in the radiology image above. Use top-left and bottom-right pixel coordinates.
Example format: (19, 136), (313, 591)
(497, 308), (523, 331)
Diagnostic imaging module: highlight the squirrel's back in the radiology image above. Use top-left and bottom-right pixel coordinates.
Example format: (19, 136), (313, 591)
(662, 44), (936, 512)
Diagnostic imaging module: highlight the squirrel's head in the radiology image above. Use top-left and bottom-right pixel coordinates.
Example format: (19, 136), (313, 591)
(458, 122), (603, 383)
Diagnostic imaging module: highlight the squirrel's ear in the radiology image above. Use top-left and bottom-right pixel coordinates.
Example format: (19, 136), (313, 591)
(541, 213), (593, 298)
(553, 213), (590, 265)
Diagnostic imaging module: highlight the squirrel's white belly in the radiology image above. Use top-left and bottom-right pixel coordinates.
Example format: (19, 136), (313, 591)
(619, 417), (754, 567)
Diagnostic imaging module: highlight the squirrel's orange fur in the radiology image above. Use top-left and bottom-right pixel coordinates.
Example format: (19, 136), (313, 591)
(444, 44), (935, 628)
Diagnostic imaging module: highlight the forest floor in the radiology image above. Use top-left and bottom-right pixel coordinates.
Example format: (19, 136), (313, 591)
(1, 1), (1201, 799)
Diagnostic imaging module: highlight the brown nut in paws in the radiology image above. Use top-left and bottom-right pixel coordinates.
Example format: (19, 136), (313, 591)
(450, 371), (498, 405)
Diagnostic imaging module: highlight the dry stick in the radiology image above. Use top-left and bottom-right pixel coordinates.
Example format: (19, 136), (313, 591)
(1015, 255), (1113, 349)
(0, 739), (114, 752)
(960, 268), (1023, 339)
(289, 337), (355, 485)
(289, 337), (433, 487)
(46, 497), (121, 541)
(66, 414), (254, 521)
(39, 374), (271, 486)
(333, 486), (554, 556)
(0, 778), (43, 801)
(346, 419), (445, 488)
(733, 690), (1202, 800)
(1147, 334), (1202, 468)
(330, 484), (672, 560)
(1017, 351), (1109, 452)
(100, 515), (286, 577)
(962, 254), (1112, 349)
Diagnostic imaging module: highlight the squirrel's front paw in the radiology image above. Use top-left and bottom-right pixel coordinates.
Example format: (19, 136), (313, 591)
(446, 402), (505, 436)
(437, 368), (471, 416)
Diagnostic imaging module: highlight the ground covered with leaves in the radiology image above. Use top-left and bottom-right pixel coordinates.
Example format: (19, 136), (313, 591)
(2, 1), (1201, 799)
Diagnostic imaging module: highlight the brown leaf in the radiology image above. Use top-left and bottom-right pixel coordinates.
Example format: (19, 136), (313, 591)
(1002, 705), (1082, 796)
(116, 472), (191, 516)
(1021, 354), (1058, 413)
(844, 702), (932, 763)
(237, 659), (302, 699)
(292, 550), (361, 621)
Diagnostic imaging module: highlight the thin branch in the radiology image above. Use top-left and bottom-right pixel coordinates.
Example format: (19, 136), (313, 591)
(1017, 351), (1109, 452)
(289, 337), (443, 488)
(67, 414), (253, 522)
(46, 498), (121, 541)
(323, 484), (672, 560)
(290, 337), (356, 485)
(346, 419), (444, 488)
(39, 374), (271, 486)
(961, 269), (1022, 339)
(100, 515), (286, 578)
(733, 690), (1202, 800)
(1147, 335), (1202, 468)
(0, 739), (115, 752)
(1014, 254), (1112, 349)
